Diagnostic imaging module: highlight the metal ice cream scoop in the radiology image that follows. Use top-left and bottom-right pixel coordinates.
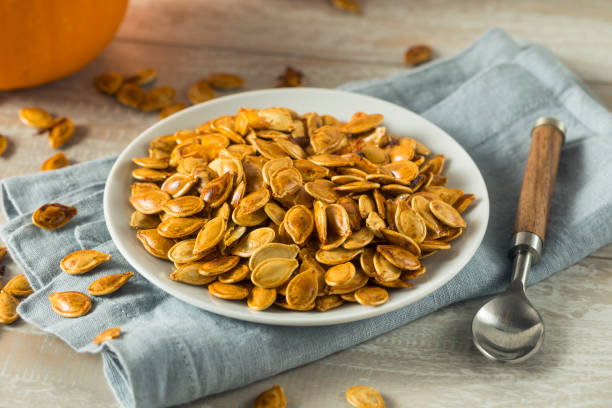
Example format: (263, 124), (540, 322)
(472, 117), (566, 363)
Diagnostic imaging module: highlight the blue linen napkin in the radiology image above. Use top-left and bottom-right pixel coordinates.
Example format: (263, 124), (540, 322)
(2, 28), (611, 408)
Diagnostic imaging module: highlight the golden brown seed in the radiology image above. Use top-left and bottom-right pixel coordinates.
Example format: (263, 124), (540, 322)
(283, 205), (314, 245)
(305, 180), (339, 203)
(117, 83), (145, 109)
(194, 216), (227, 255)
(325, 262), (356, 286)
(247, 286), (277, 311)
(130, 190), (171, 214)
(429, 199), (466, 228)
(354, 286), (389, 306)
(201, 172), (234, 209)
(132, 168), (169, 182)
(170, 263), (217, 285)
(19, 107), (53, 128)
(411, 195), (441, 235)
(326, 269), (368, 295)
(159, 103), (187, 120)
(322, 204), (352, 250)
(342, 228), (374, 250)
(315, 295), (344, 312)
(254, 385), (287, 408)
(251, 258), (299, 288)
(168, 239), (206, 264)
(342, 113), (383, 134)
(41, 152), (69, 171)
(207, 73), (245, 90)
(49, 117), (74, 149)
(404, 44), (433, 66)
(379, 228), (421, 257)
(395, 201), (427, 243)
(132, 157), (169, 169)
(331, 0), (360, 13)
(308, 154), (353, 167)
(157, 216), (206, 238)
(346, 385), (386, 408)
(231, 227), (276, 257)
(0, 246), (6, 260)
(162, 196), (204, 217)
(162, 173), (197, 198)
(136, 229), (175, 259)
(88, 272), (134, 296)
(286, 270), (318, 309)
(218, 264), (250, 284)
(372, 252), (401, 282)
(315, 248), (362, 265)
(130, 211), (160, 229)
(419, 240), (451, 251)
(208, 282), (249, 300)
(188, 80), (215, 104)
(48, 291), (91, 318)
(0, 134), (7, 157)
(94, 72), (123, 94)
(93, 327), (121, 344)
(376, 245), (420, 271)
(238, 188), (271, 215)
(141, 86), (176, 112)
(0, 290), (19, 324)
(60, 250), (112, 275)
(270, 167), (302, 199)
(264, 202), (286, 226)
(294, 159), (329, 182)
(199, 256), (240, 277)
(125, 68), (157, 85)
(276, 66), (304, 88)
(249, 243), (299, 271)
(453, 194), (475, 213)
(32, 203), (77, 230)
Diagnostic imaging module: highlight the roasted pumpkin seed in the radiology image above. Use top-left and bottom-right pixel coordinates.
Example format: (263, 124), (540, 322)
(199, 256), (240, 277)
(130, 190), (170, 214)
(254, 385), (287, 408)
(0, 290), (19, 324)
(48, 117), (74, 149)
(162, 196), (204, 217)
(429, 199), (466, 228)
(117, 83), (145, 109)
(32, 203), (77, 229)
(188, 80), (215, 104)
(136, 229), (175, 259)
(88, 272), (134, 296)
(60, 250), (111, 275)
(93, 327), (121, 344)
(251, 258), (299, 288)
(41, 152), (69, 171)
(19, 107), (53, 128)
(208, 282), (249, 300)
(170, 263), (216, 285)
(346, 385), (386, 408)
(49, 291), (91, 318)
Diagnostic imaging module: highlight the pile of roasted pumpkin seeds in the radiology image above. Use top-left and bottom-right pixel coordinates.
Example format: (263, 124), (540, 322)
(128, 107), (474, 312)
(0, 246), (34, 325)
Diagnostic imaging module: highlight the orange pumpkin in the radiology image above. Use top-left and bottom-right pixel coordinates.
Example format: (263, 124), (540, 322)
(0, 0), (128, 90)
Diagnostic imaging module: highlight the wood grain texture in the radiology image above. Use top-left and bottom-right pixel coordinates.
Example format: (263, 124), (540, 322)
(1, 0), (611, 407)
(513, 124), (564, 240)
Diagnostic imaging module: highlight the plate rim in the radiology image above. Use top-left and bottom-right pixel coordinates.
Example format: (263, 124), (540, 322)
(104, 87), (489, 326)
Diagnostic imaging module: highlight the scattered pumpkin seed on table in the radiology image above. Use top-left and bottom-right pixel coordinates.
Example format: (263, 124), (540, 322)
(0, 135), (8, 157)
(346, 385), (386, 408)
(127, 107), (474, 312)
(253, 385), (287, 408)
(60, 249), (111, 274)
(41, 152), (69, 171)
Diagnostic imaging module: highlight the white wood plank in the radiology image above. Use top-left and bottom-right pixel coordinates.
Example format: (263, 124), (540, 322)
(116, 0), (612, 83)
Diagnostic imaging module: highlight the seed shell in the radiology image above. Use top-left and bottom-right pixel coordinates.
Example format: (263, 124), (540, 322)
(88, 272), (134, 296)
(48, 291), (91, 318)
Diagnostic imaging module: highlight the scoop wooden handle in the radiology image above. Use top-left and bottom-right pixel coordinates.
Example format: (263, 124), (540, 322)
(513, 118), (565, 242)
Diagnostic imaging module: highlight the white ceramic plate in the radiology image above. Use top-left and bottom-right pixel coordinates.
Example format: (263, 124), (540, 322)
(104, 88), (489, 326)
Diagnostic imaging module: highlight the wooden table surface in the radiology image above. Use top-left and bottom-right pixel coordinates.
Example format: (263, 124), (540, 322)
(1, 1), (611, 407)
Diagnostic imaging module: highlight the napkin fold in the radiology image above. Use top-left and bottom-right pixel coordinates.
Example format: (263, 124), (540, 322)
(2, 28), (612, 408)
